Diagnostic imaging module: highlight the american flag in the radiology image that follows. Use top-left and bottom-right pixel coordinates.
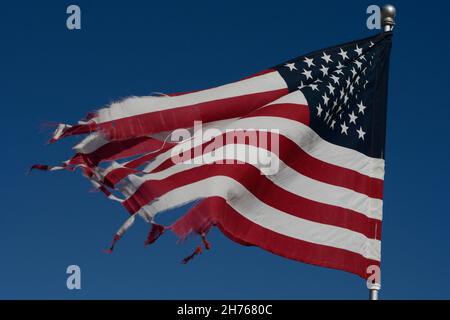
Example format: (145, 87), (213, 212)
(33, 32), (392, 279)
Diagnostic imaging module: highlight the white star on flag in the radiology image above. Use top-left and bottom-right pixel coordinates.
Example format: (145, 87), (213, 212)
(340, 122), (349, 135)
(357, 126), (366, 140)
(316, 104), (323, 116)
(320, 65), (329, 76)
(321, 52), (333, 64)
(349, 111), (358, 124)
(327, 83), (335, 95)
(354, 45), (363, 56)
(302, 69), (312, 80)
(322, 93), (330, 106)
(357, 101), (367, 114)
(330, 75), (340, 84)
(303, 57), (315, 67)
(338, 48), (349, 60)
(285, 63), (297, 71)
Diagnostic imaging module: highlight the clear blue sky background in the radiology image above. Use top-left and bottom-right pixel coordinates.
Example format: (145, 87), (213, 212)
(1, 0), (449, 299)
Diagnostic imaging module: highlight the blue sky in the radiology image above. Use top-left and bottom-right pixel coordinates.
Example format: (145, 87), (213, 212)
(1, 0), (449, 299)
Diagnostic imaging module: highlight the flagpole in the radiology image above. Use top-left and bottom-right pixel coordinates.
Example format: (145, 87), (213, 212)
(367, 4), (396, 301)
(369, 283), (381, 300)
(381, 4), (396, 32)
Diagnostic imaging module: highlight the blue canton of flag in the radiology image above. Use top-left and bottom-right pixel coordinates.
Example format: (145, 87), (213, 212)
(276, 32), (392, 158)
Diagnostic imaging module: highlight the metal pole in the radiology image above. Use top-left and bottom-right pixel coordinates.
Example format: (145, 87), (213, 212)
(381, 4), (396, 32)
(366, 4), (396, 301)
(369, 283), (381, 300)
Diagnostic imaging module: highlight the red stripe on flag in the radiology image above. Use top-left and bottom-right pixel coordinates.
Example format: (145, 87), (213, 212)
(69, 136), (172, 167)
(123, 163), (381, 240)
(171, 197), (379, 279)
(96, 89), (288, 141)
(52, 88), (288, 142)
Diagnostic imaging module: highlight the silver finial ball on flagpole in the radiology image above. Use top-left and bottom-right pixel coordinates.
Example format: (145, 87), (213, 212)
(381, 4), (396, 32)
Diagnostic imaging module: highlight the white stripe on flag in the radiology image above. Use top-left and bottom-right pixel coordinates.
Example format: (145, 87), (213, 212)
(124, 144), (382, 220)
(130, 176), (381, 260)
(92, 71), (287, 123)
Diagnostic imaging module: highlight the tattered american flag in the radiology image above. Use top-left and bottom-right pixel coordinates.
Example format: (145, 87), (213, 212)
(33, 32), (392, 279)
